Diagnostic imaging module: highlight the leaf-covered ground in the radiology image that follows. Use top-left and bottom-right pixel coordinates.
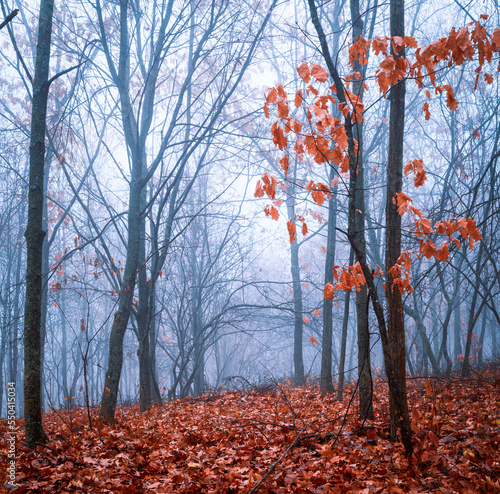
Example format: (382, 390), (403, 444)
(2, 366), (500, 493)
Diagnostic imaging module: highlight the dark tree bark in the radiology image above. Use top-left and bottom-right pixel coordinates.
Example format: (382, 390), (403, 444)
(0, 8), (19, 30)
(307, 0), (413, 454)
(99, 181), (142, 422)
(137, 184), (152, 411)
(351, 0), (373, 420)
(385, 0), (412, 447)
(23, 0), (54, 448)
(319, 0), (343, 397)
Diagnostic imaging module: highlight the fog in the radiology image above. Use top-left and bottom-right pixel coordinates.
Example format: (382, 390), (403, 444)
(0, 0), (498, 426)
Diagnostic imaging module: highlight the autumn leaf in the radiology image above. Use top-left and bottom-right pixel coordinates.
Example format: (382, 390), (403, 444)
(404, 158), (427, 187)
(297, 61), (311, 83)
(421, 240), (436, 258)
(295, 89), (303, 107)
(372, 36), (389, 56)
(277, 99), (289, 119)
(287, 218), (296, 244)
(392, 192), (413, 215)
(422, 101), (431, 120)
(264, 205), (280, 221)
(323, 282), (334, 299)
(309, 336), (318, 344)
(280, 155), (289, 176)
(435, 241), (450, 262)
(310, 63), (329, 82)
(443, 85), (459, 111)
(349, 35), (371, 66)
(271, 122), (287, 150)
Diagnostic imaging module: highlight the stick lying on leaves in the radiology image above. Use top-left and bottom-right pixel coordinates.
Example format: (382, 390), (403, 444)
(247, 424), (308, 494)
(0, 9), (19, 30)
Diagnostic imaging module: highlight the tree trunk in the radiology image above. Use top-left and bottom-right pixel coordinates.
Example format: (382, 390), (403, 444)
(99, 0), (146, 423)
(286, 183), (305, 385)
(290, 224), (305, 385)
(319, 0), (343, 399)
(454, 300), (462, 366)
(307, 0), (412, 454)
(478, 310), (487, 366)
(351, 0), (373, 420)
(403, 302), (438, 373)
(60, 289), (68, 398)
(23, 0), (54, 448)
(385, 0), (411, 449)
(321, 167), (337, 395)
(99, 182), (141, 422)
(137, 177), (152, 412)
(290, 236), (305, 384)
(462, 159), (494, 376)
(39, 148), (52, 412)
(9, 227), (23, 410)
(337, 249), (354, 400)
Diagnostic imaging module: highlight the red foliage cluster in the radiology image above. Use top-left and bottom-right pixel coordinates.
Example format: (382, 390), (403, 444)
(1, 368), (499, 493)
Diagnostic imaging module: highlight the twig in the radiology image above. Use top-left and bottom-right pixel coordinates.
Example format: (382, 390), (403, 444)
(247, 424), (308, 494)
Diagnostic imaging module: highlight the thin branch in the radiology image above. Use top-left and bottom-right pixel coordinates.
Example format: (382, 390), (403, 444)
(0, 8), (18, 30)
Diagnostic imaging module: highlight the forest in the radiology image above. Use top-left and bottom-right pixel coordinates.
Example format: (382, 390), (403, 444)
(0, 0), (499, 491)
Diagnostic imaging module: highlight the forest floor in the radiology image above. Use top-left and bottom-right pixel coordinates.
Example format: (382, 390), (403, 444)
(1, 364), (500, 493)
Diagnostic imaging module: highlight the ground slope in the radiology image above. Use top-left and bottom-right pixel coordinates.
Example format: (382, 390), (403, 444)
(1, 366), (499, 493)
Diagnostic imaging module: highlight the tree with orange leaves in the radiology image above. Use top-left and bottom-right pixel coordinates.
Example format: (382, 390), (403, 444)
(256, 10), (494, 454)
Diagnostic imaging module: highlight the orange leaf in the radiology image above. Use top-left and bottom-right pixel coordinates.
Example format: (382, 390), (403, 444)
(264, 205), (280, 221)
(309, 336), (318, 344)
(436, 242), (450, 262)
(287, 219), (296, 244)
(393, 192), (413, 215)
(277, 99), (289, 119)
(421, 240), (436, 258)
(404, 158), (427, 187)
(311, 64), (329, 82)
(372, 36), (389, 56)
(295, 89), (303, 107)
(297, 61), (311, 83)
(422, 101), (431, 120)
(279, 155), (289, 176)
(311, 190), (325, 206)
(323, 282), (334, 299)
(271, 122), (287, 150)
(492, 27), (500, 46)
